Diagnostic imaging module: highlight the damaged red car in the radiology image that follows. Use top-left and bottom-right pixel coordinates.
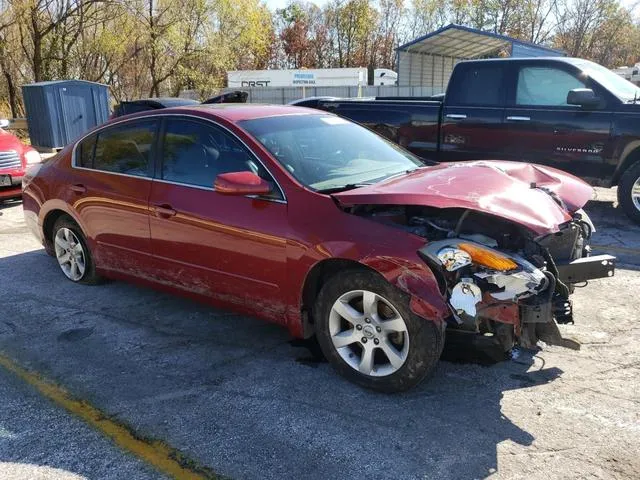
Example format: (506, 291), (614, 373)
(22, 105), (616, 392)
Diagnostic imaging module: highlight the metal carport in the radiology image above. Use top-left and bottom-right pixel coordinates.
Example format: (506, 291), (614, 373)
(396, 24), (564, 89)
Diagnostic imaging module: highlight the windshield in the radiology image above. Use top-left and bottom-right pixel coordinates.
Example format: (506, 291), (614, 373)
(239, 114), (424, 191)
(575, 60), (640, 101)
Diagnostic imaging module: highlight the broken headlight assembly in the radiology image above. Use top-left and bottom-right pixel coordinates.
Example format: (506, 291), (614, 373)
(419, 239), (561, 351)
(423, 240), (549, 310)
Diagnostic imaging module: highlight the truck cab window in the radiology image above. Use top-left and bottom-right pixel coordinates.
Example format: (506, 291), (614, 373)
(516, 67), (586, 106)
(447, 65), (504, 106)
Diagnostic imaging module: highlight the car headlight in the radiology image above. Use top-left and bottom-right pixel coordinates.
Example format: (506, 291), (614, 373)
(436, 243), (518, 272)
(24, 150), (42, 165)
(436, 247), (472, 271)
(457, 243), (518, 271)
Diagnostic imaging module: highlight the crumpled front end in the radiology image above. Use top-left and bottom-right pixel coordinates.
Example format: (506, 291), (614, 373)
(416, 210), (616, 353)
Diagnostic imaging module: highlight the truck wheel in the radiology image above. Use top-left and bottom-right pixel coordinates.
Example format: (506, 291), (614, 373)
(52, 216), (102, 285)
(314, 269), (444, 393)
(618, 161), (640, 224)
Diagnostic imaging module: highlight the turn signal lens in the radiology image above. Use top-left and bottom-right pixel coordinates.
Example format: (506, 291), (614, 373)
(458, 243), (518, 271)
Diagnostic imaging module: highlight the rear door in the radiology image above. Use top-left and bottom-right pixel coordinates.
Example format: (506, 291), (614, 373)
(440, 62), (508, 161)
(501, 61), (614, 178)
(148, 116), (289, 320)
(71, 118), (158, 274)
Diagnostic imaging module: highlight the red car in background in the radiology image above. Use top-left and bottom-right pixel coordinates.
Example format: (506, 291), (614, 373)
(21, 105), (615, 392)
(0, 119), (41, 201)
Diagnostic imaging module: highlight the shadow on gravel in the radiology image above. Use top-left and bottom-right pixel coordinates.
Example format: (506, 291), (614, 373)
(0, 198), (22, 212)
(582, 197), (640, 267)
(0, 249), (563, 480)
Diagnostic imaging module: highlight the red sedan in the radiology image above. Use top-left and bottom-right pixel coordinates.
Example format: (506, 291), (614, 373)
(22, 105), (614, 391)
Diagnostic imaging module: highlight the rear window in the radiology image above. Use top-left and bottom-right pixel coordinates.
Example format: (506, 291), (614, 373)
(76, 134), (96, 168)
(448, 64), (505, 107)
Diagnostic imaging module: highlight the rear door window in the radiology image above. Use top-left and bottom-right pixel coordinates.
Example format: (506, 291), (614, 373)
(92, 120), (157, 177)
(447, 64), (505, 106)
(516, 66), (586, 106)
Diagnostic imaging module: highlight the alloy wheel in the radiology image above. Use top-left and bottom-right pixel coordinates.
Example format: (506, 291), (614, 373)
(329, 289), (409, 377)
(632, 176), (640, 212)
(54, 228), (86, 281)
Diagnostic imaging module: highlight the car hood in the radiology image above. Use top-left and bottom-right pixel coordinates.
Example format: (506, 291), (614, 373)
(0, 129), (25, 151)
(333, 160), (593, 235)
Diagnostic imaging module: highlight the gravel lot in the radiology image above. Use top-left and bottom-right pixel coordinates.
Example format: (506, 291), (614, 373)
(0, 189), (639, 480)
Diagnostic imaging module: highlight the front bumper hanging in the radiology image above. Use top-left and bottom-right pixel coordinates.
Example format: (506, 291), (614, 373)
(555, 254), (616, 284)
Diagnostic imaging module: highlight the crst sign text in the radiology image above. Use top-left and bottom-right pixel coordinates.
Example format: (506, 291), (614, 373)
(241, 80), (271, 87)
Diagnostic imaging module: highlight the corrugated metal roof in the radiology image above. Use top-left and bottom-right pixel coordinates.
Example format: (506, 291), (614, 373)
(23, 79), (107, 88)
(396, 24), (563, 58)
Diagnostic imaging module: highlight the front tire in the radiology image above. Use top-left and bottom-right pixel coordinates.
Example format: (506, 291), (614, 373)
(52, 216), (101, 285)
(618, 161), (640, 224)
(314, 270), (444, 393)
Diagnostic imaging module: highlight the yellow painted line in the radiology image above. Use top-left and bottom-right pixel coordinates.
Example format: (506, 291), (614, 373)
(0, 353), (221, 480)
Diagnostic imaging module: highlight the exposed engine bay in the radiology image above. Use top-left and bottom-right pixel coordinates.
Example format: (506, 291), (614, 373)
(349, 204), (615, 354)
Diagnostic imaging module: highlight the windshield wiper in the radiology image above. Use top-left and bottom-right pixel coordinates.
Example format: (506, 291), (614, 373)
(627, 90), (639, 103)
(316, 183), (372, 194)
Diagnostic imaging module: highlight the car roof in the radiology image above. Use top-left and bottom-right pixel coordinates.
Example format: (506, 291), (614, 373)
(143, 104), (323, 122)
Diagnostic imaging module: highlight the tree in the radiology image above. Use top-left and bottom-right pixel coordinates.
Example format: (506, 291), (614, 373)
(9, 0), (105, 82)
(553, 0), (638, 66)
(278, 3), (312, 68)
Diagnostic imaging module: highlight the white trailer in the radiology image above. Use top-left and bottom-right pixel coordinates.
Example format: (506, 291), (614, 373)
(373, 69), (398, 86)
(227, 68), (368, 88)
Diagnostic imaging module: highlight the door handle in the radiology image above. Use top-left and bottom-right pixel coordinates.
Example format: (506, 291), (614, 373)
(506, 116), (531, 121)
(153, 204), (177, 218)
(70, 184), (86, 194)
(446, 114), (467, 119)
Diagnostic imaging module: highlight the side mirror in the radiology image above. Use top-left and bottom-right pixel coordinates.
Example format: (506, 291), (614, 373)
(214, 171), (272, 196)
(0, 119), (10, 129)
(567, 88), (600, 108)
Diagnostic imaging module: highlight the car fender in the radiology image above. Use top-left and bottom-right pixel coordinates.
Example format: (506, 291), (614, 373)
(38, 199), (91, 243)
(292, 237), (449, 337)
(613, 140), (640, 184)
(360, 255), (449, 326)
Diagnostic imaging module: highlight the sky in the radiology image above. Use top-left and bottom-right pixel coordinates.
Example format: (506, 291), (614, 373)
(264, 0), (328, 10)
(264, 0), (640, 11)
(263, 0), (639, 17)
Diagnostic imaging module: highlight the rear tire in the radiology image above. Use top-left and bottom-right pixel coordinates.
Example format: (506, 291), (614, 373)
(618, 161), (640, 224)
(52, 216), (102, 285)
(314, 269), (444, 393)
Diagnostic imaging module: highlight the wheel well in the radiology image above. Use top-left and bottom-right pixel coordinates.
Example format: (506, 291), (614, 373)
(300, 258), (372, 336)
(614, 147), (640, 185)
(42, 210), (72, 252)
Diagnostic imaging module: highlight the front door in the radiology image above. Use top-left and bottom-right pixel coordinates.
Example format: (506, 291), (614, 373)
(501, 62), (614, 179)
(148, 117), (289, 321)
(439, 62), (508, 162)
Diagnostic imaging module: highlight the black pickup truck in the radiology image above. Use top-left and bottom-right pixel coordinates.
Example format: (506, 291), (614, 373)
(295, 57), (640, 224)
